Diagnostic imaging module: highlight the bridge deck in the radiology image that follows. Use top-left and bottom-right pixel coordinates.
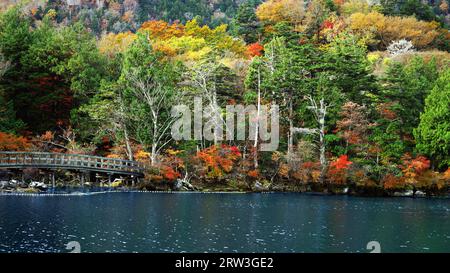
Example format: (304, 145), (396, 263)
(0, 152), (144, 176)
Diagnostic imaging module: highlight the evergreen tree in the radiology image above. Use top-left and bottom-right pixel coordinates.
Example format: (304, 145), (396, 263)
(380, 0), (441, 23)
(399, 0), (439, 22)
(0, 6), (32, 63)
(381, 57), (439, 145)
(322, 33), (378, 105)
(415, 69), (450, 170)
(231, 0), (262, 43)
(0, 93), (24, 134)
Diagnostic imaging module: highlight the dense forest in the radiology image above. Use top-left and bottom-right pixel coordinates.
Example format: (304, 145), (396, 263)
(1, 0), (248, 34)
(0, 0), (449, 195)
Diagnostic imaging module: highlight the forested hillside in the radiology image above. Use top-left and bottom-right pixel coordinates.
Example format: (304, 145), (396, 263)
(0, 0), (248, 34)
(1, 0), (447, 35)
(0, 0), (449, 195)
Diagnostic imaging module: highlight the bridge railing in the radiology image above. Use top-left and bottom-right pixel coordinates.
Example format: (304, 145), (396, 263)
(0, 152), (145, 175)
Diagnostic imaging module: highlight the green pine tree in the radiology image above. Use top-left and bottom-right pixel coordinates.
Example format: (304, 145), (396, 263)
(414, 69), (450, 170)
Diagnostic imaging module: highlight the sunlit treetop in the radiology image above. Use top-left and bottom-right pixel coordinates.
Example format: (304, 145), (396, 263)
(137, 19), (247, 62)
(338, 0), (373, 16)
(256, 0), (306, 25)
(98, 31), (137, 57)
(139, 20), (185, 40)
(348, 11), (440, 49)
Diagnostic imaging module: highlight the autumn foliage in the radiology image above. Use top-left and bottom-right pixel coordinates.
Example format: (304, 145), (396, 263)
(140, 20), (185, 40)
(256, 0), (305, 25)
(328, 155), (353, 184)
(330, 155), (353, 170)
(401, 155), (431, 183)
(383, 155), (432, 190)
(134, 150), (151, 161)
(141, 150), (184, 182)
(293, 161), (321, 183)
(159, 151), (184, 181)
(247, 169), (260, 179)
(377, 102), (398, 120)
(349, 12), (439, 49)
(382, 174), (403, 190)
(337, 102), (370, 146)
(98, 32), (137, 57)
(247, 42), (264, 58)
(195, 145), (241, 179)
(0, 132), (30, 151)
(444, 168), (450, 181)
(136, 19), (247, 61)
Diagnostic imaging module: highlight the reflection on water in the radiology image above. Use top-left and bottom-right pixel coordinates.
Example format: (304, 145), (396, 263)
(0, 193), (449, 253)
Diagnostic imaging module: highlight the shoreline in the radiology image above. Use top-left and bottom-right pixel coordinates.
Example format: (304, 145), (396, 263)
(1, 187), (449, 199)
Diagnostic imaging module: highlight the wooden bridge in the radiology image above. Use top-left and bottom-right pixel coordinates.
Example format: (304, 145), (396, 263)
(0, 152), (145, 177)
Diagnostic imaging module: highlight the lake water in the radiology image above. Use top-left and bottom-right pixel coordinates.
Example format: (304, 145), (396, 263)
(0, 192), (449, 253)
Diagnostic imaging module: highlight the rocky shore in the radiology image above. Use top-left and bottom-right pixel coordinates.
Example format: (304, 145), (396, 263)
(1, 177), (449, 198)
(0, 180), (48, 193)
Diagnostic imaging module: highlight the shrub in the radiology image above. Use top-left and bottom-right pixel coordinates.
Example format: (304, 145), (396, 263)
(0, 131), (30, 151)
(194, 145), (241, 179)
(328, 155), (353, 185)
(382, 174), (405, 190)
(400, 154), (431, 184)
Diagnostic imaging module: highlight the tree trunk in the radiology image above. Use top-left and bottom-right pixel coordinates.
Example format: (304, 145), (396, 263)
(253, 68), (261, 169)
(287, 96), (294, 158)
(212, 89), (220, 146)
(319, 99), (327, 184)
(151, 143), (157, 167)
(151, 112), (158, 167)
(118, 91), (133, 161)
(123, 127), (133, 161)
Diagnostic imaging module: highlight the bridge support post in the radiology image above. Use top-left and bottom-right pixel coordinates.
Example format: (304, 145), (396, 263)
(108, 174), (112, 188)
(51, 172), (55, 188)
(81, 173), (85, 187)
(89, 171), (95, 184)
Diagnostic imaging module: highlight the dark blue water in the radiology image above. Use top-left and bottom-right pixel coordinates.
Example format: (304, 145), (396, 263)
(0, 192), (449, 253)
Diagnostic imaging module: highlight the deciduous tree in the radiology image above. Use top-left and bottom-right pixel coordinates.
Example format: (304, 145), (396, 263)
(348, 11), (439, 49)
(256, 0), (306, 26)
(121, 34), (182, 166)
(336, 101), (370, 154)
